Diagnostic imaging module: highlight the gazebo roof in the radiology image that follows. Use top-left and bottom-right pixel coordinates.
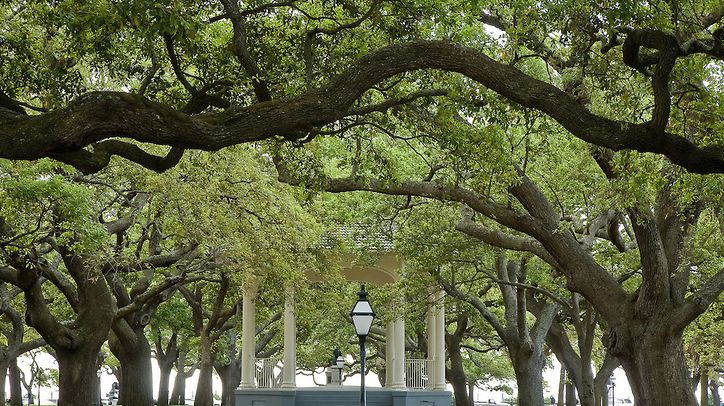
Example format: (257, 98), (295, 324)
(310, 223), (401, 285)
(316, 223), (394, 251)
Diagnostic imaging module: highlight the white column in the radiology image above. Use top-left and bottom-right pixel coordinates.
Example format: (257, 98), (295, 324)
(432, 289), (446, 390)
(426, 303), (436, 389)
(239, 280), (257, 389)
(385, 320), (395, 387)
(390, 316), (406, 389)
(281, 287), (296, 388)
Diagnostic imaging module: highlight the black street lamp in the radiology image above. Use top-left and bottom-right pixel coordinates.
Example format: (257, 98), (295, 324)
(350, 283), (375, 406)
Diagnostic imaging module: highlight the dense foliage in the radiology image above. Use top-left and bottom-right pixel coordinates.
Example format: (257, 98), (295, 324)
(0, 0), (722, 405)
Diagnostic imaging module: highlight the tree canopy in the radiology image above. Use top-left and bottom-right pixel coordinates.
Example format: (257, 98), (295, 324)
(0, 1), (723, 406)
(0, 0), (723, 173)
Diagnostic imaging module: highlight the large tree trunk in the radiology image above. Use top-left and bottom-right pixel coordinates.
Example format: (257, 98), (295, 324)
(447, 354), (469, 406)
(170, 350), (189, 406)
(110, 329), (155, 406)
(617, 329), (696, 406)
(170, 371), (187, 405)
(158, 365), (173, 406)
(55, 348), (102, 405)
(214, 362), (241, 406)
(577, 362), (595, 406)
(8, 358), (22, 406)
(194, 337), (215, 406)
(711, 377), (721, 406)
(566, 378), (577, 406)
(512, 349), (546, 406)
(0, 358), (9, 404)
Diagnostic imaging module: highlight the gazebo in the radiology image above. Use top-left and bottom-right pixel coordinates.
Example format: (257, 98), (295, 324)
(235, 226), (452, 406)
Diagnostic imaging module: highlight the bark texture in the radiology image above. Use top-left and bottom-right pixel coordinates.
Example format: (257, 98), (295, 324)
(8, 359), (22, 406)
(109, 328), (155, 406)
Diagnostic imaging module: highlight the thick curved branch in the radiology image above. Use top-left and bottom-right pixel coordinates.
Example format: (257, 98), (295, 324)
(41, 264), (80, 312)
(2, 41), (723, 173)
(115, 274), (193, 320)
(456, 206), (560, 268)
(16, 338), (45, 355)
(622, 29), (681, 131)
(52, 141), (184, 175)
(279, 171), (542, 236)
(530, 300), (559, 346)
(23, 279), (74, 350)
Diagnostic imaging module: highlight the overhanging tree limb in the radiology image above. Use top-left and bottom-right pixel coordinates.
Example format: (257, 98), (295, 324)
(1, 41), (723, 173)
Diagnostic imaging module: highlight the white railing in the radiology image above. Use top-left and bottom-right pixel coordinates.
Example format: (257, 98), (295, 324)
(255, 357), (281, 388)
(405, 359), (431, 389)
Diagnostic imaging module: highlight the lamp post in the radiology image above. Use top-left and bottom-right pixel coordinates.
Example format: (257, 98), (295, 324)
(350, 283), (375, 406)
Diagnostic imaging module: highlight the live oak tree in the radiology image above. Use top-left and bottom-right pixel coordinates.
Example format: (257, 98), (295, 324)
(101, 142), (318, 405)
(179, 275), (239, 406)
(151, 297), (191, 406)
(0, 164), (118, 405)
(529, 292), (620, 406)
(393, 205), (559, 405)
(396, 199), (621, 406)
(102, 191), (200, 406)
(0, 162), (206, 405)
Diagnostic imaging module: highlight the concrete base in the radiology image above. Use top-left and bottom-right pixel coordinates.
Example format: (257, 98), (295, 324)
(235, 387), (452, 406)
